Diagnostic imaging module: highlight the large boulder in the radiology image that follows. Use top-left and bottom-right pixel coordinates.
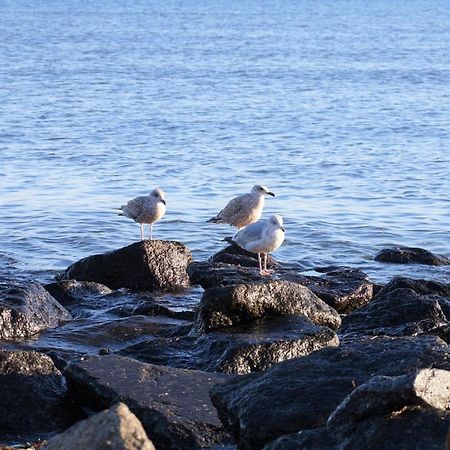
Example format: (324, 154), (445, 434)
(0, 350), (72, 438)
(120, 315), (339, 374)
(57, 240), (193, 291)
(209, 336), (450, 450)
(340, 288), (449, 338)
(44, 402), (155, 450)
(263, 369), (450, 450)
(0, 281), (71, 340)
(375, 247), (450, 265)
(64, 354), (233, 450)
(191, 280), (341, 335)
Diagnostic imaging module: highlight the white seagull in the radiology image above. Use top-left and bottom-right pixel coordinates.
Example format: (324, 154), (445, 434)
(119, 188), (166, 241)
(232, 214), (286, 275)
(207, 184), (275, 229)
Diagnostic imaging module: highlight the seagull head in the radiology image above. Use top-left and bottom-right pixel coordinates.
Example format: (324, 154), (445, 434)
(252, 184), (275, 197)
(268, 214), (285, 232)
(151, 188), (166, 205)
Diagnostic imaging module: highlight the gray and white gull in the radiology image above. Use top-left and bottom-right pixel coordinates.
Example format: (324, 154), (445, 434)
(119, 188), (166, 241)
(207, 184), (275, 229)
(232, 214), (286, 275)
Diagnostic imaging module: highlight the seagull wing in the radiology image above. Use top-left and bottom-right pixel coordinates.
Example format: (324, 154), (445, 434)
(232, 219), (265, 249)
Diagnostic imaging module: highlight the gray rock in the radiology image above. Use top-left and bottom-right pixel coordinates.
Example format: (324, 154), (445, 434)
(375, 247), (450, 265)
(191, 280), (341, 335)
(263, 369), (450, 450)
(44, 402), (155, 450)
(0, 281), (71, 340)
(44, 279), (114, 305)
(0, 350), (71, 437)
(210, 336), (450, 450)
(64, 354), (233, 450)
(376, 276), (450, 298)
(58, 240), (193, 291)
(340, 288), (449, 338)
(120, 315), (339, 374)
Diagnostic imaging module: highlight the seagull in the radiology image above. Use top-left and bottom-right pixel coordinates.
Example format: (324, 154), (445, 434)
(207, 184), (275, 229)
(119, 188), (166, 241)
(232, 214), (286, 275)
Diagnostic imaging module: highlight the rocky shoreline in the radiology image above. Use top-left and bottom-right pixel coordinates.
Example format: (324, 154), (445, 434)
(1, 241), (450, 449)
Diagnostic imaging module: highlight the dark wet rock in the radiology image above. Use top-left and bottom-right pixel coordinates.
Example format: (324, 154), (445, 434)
(376, 276), (450, 300)
(263, 369), (450, 450)
(58, 240), (193, 291)
(0, 281), (71, 340)
(375, 246), (450, 265)
(44, 402), (155, 450)
(189, 263), (372, 314)
(120, 315), (339, 374)
(208, 243), (280, 269)
(44, 279), (114, 305)
(0, 350), (71, 437)
(340, 288), (449, 338)
(210, 335), (450, 450)
(64, 354), (233, 450)
(191, 280), (341, 335)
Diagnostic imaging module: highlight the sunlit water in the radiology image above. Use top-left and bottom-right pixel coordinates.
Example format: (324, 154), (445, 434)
(1, 1), (450, 365)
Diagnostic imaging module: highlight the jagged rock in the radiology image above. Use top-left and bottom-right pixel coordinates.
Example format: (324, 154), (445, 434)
(376, 276), (450, 300)
(44, 280), (114, 305)
(44, 402), (155, 450)
(210, 336), (450, 450)
(188, 263), (373, 314)
(57, 240), (193, 291)
(375, 247), (450, 265)
(208, 243), (280, 269)
(263, 369), (450, 450)
(0, 351), (72, 437)
(340, 288), (449, 338)
(120, 315), (339, 374)
(191, 280), (341, 335)
(64, 354), (233, 450)
(0, 281), (71, 340)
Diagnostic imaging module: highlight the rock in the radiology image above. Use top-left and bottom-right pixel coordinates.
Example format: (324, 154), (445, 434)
(188, 263), (373, 314)
(0, 350), (71, 437)
(44, 280), (114, 305)
(208, 243), (280, 269)
(340, 288), (449, 338)
(191, 281), (341, 335)
(374, 247), (450, 265)
(0, 281), (71, 340)
(44, 402), (155, 450)
(120, 315), (339, 374)
(210, 336), (450, 450)
(376, 276), (450, 300)
(64, 354), (233, 450)
(263, 369), (450, 450)
(57, 240), (193, 291)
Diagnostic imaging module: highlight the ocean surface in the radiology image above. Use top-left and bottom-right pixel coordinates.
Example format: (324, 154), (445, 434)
(1, 0), (450, 377)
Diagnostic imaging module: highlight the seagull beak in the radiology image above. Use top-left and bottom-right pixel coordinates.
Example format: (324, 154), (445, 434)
(267, 191), (275, 197)
(280, 226), (286, 232)
(161, 199), (167, 205)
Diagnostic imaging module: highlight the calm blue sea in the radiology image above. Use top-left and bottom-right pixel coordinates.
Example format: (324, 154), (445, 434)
(1, 0), (450, 284)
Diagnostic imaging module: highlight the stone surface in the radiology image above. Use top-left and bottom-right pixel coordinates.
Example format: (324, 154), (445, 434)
(210, 336), (450, 450)
(191, 280), (341, 335)
(0, 350), (71, 437)
(44, 402), (155, 450)
(263, 369), (450, 450)
(340, 288), (449, 338)
(376, 276), (450, 301)
(64, 354), (233, 450)
(374, 246), (450, 265)
(44, 279), (114, 305)
(120, 315), (339, 374)
(0, 281), (71, 340)
(58, 240), (193, 291)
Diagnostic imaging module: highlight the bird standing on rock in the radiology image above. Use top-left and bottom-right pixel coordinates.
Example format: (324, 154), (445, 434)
(207, 184), (275, 229)
(232, 214), (286, 275)
(119, 188), (166, 241)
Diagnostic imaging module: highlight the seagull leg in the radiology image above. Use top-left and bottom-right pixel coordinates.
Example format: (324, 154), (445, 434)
(258, 253), (264, 275)
(261, 253), (272, 276)
(140, 224), (144, 241)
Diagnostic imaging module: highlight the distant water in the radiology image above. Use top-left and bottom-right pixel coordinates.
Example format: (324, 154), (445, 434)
(1, 0), (450, 284)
